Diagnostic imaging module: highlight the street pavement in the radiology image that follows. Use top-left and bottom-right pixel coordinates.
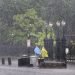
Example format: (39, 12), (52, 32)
(0, 60), (74, 75)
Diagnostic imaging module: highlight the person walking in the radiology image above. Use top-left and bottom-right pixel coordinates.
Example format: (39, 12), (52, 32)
(33, 45), (41, 66)
(34, 45), (41, 57)
(41, 47), (48, 59)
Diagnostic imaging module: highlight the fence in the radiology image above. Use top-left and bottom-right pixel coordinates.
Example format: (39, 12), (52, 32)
(0, 44), (34, 56)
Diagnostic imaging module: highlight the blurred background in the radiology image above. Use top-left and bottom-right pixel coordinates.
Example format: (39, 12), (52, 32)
(0, 0), (74, 59)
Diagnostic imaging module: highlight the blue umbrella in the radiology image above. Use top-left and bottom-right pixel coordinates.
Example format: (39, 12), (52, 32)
(34, 46), (41, 56)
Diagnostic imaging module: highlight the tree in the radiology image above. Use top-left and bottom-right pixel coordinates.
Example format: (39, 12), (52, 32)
(0, 0), (75, 45)
(12, 8), (45, 45)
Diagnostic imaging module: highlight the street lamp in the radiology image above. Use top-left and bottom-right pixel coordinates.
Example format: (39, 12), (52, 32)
(56, 21), (61, 37)
(56, 21), (61, 27)
(56, 21), (61, 61)
(49, 22), (53, 27)
(61, 20), (66, 37)
(56, 20), (66, 61)
(56, 20), (66, 38)
(56, 20), (66, 34)
(49, 22), (53, 38)
(49, 22), (54, 60)
(45, 22), (53, 38)
(61, 20), (66, 26)
(61, 20), (66, 61)
(26, 24), (32, 57)
(44, 22), (54, 60)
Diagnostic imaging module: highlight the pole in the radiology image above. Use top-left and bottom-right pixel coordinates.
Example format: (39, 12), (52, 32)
(50, 27), (52, 38)
(27, 36), (31, 57)
(50, 27), (54, 60)
(45, 27), (47, 38)
(56, 26), (60, 61)
(61, 25), (66, 61)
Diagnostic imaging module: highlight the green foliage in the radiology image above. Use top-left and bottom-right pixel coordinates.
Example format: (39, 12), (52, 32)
(13, 8), (45, 45)
(0, 0), (74, 45)
(35, 32), (46, 46)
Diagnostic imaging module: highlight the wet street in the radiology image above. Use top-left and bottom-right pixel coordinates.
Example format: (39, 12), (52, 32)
(0, 64), (75, 75)
(0, 60), (74, 75)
